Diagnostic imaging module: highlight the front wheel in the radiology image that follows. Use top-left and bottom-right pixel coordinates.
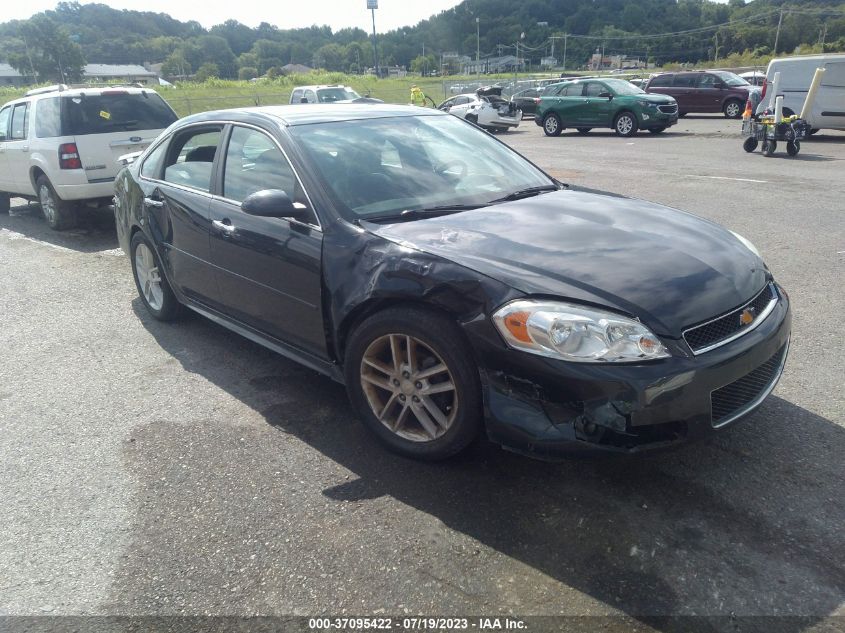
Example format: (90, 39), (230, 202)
(130, 231), (183, 321)
(724, 99), (743, 119)
(344, 307), (483, 460)
(614, 111), (638, 137)
(786, 140), (800, 156)
(743, 137), (759, 153)
(36, 176), (77, 230)
(543, 113), (563, 137)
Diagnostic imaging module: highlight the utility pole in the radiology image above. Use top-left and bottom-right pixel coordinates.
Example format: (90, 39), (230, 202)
(773, 7), (785, 55)
(476, 17), (480, 77)
(820, 23), (828, 50)
(563, 33), (567, 71)
(714, 32), (720, 64)
(367, 0), (380, 77)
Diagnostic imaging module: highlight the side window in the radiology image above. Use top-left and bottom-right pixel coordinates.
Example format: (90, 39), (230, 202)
(10, 103), (29, 140)
(584, 83), (606, 97)
(674, 74), (698, 88)
(648, 75), (672, 88)
(822, 62), (845, 88)
(222, 126), (297, 204)
(291, 89), (303, 103)
(561, 84), (583, 97)
(305, 90), (317, 103)
(35, 97), (62, 138)
(162, 128), (222, 192)
(140, 141), (168, 179)
(698, 74), (717, 88)
(0, 106), (10, 140)
(454, 96), (470, 105)
(439, 98), (454, 109)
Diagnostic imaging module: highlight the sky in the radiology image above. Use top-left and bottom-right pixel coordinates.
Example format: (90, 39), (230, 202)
(4, 0), (467, 33)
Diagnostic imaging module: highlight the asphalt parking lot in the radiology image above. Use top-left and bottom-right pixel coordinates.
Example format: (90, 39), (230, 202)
(1, 114), (843, 630)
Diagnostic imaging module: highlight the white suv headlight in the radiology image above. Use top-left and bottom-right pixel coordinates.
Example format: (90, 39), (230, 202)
(492, 300), (670, 363)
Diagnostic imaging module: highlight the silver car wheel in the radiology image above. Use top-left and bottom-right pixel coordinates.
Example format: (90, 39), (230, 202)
(544, 116), (559, 135)
(39, 184), (57, 224)
(134, 242), (164, 311)
(617, 115), (634, 135)
(725, 101), (741, 118)
(360, 333), (458, 442)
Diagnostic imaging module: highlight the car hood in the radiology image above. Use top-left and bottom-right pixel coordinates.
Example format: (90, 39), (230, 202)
(362, 189), (767, 337)
(637, 93), (676, 104)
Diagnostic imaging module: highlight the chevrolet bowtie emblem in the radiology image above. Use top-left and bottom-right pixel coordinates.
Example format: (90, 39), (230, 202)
(739, 308), (756, 326)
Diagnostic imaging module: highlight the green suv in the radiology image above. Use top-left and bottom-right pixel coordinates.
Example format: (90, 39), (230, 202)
(535, 78), (679, 137)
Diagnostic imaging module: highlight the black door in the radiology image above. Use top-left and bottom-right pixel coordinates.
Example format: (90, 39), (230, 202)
(208, 124), (327, 357)
(147, 126), (223, 307)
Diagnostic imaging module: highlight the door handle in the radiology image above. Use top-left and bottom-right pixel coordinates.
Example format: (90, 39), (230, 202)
(212, 219), (235, 234)
(143, 197), (163, 208)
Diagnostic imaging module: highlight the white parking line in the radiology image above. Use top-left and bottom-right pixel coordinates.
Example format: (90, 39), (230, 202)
(684, 174), (769, 183)
(0, 228), (76, 253)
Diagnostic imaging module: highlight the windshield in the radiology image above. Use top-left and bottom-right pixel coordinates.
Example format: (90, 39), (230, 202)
(604, 79), (645, 95)
(61, 92), (177, 134)
(289, 114), (554, 220)
(316, 87), (361, 102)
(713, 71), (750, 87)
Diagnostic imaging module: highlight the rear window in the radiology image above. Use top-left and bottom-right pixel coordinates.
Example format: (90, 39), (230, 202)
(60, 92), (177, 135)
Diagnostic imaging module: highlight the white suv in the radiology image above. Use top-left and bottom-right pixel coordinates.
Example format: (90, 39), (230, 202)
(0, 84), (177, 229)
(289, 85), (382, 104)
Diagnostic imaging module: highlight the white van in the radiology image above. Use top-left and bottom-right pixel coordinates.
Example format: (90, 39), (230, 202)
(0, 84), (177, 229)
(755, 54), (845, 132)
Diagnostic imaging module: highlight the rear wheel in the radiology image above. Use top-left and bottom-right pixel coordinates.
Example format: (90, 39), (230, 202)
(130, 231), (183, 321)
(743, 137), (759, 153)
(614, 111), (638, 137)
(36, 176), (77, 230)
(576, 127), (592, 134)
(724, 99), (743, 119)
(0, 193), (10, 214)
(345, 307), (483, 460)
(543, 113), (563, 137)
(786, 140), (800, 156)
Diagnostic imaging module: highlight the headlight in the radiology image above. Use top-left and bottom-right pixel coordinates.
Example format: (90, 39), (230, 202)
(729, 230), (761, 258)
(637, 100), (657, 108)
(492, 300), (670, 363)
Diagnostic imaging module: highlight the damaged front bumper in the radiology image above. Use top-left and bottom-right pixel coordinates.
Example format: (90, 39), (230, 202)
(463, 289), (791, 457)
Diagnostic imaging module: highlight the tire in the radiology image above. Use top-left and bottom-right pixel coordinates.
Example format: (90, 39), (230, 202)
(808, 128), (819, 136)
(614, 111), (638, 137)
(763, 139), (777, 157)
(724, 99), (743, 119)
(743, 137), (759, 153)
(542, 113), (563, 137)
(576, 127), (592, 134)
(648, 127), (666, 134)
(344, 306), (483, 461)
(786, 140), (800, 156)
(130, 231), (183, 321)
(465, 114), (479, 126)
(36, 176), (77, 230)
(0, 193), (10, 214)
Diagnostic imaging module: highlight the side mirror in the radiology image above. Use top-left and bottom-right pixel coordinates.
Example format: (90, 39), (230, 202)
(241, 189), (311, 223)
(598, 91), (613, 99)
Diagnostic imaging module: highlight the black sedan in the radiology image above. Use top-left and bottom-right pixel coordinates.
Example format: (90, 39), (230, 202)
(114, 104), (791, 460)
(510, 88), (541, 116)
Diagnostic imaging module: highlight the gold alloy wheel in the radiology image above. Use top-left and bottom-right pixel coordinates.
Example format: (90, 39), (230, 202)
(359, 333), (458, 442)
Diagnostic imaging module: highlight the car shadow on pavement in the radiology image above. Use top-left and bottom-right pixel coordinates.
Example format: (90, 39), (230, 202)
(120, 303), (845, 630)
(1, 200), (118, 253)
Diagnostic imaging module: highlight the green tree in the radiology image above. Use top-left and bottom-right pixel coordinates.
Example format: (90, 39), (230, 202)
(312, 43), (345, 71)
(194, 62), (220, 81)
(161, 51), (191, 79)
(238, 66), (258, 80)
(7, 15), (85, 82)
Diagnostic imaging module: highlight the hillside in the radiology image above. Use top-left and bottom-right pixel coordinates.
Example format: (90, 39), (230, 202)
(1, 0), (844, 82)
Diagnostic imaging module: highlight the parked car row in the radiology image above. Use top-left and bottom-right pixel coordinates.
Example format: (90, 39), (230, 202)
(437, 86), (522, 132)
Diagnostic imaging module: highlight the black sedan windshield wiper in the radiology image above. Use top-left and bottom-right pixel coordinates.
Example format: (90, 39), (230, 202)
(488, 185), (559, 204)
(361, 204), (482, 223)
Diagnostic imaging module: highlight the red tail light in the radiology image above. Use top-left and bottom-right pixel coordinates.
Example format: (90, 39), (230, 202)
(58, 143), (82, 170)
(760, 79), (768, 101)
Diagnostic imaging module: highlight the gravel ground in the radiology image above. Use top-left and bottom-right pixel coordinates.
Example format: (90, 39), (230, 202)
(0, 115), (843, 630)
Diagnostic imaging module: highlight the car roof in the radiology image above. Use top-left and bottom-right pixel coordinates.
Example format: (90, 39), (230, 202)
(292, 85), (353, 91)
(177, 104), (446, 127)
(3, 85), (155, 107)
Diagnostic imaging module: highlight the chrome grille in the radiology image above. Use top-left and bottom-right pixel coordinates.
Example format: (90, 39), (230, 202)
(711, 343), (788, 427)
(684, 284), (777, 354)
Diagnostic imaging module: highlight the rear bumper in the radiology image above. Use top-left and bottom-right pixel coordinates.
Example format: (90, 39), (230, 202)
(54, 179), (116, 202)
(463, 285), (791, 458)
